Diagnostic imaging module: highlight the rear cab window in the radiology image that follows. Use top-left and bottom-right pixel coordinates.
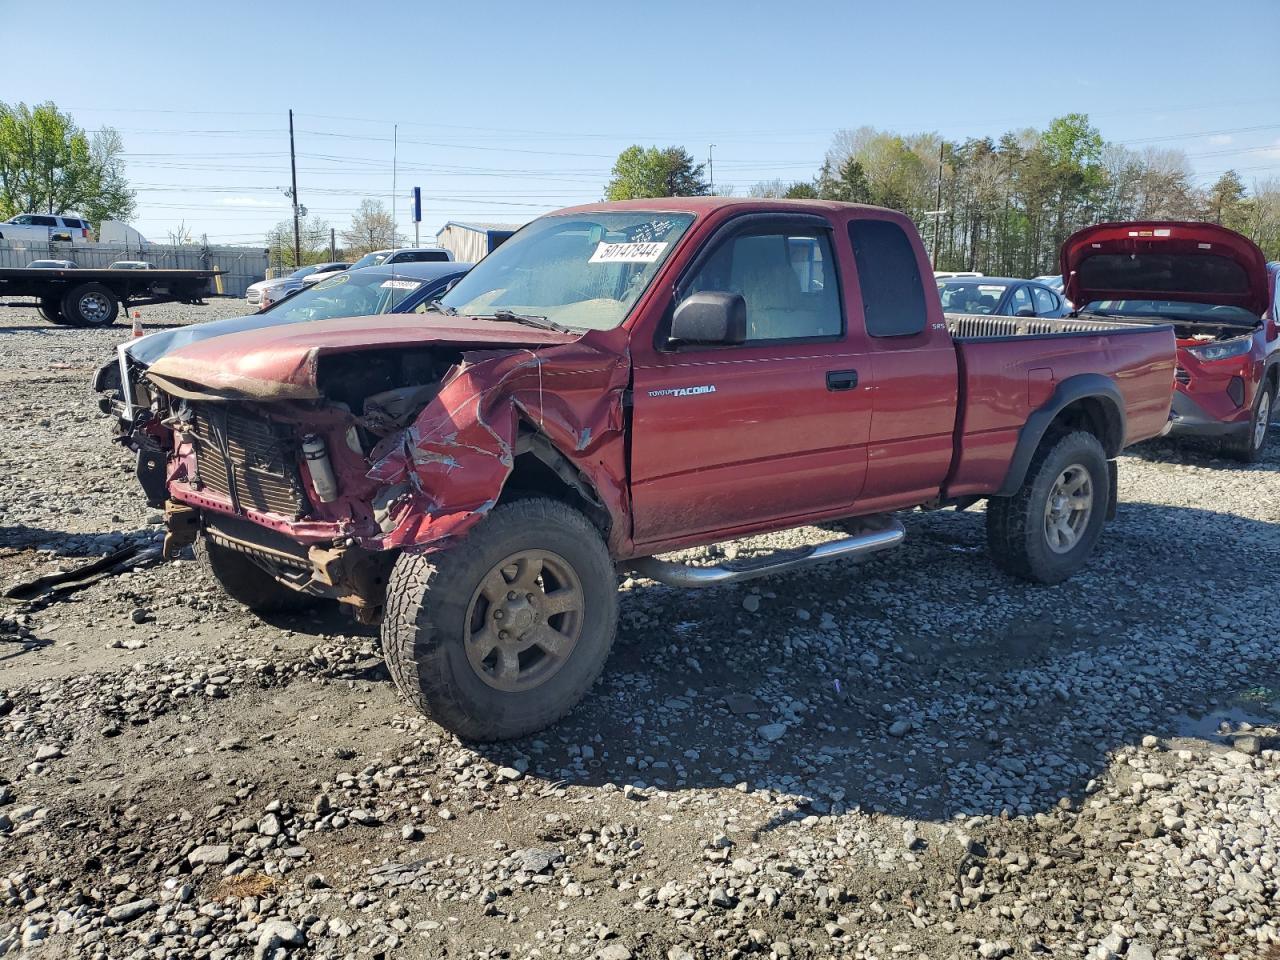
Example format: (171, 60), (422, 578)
(848, 218), (927, 337)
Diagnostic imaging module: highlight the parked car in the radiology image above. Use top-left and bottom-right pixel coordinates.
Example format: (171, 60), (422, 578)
(938, 277), (1071, 318)
(1063, 221), (1280, 462)
(0, 213), (94, 244)
(348, 248), (454, 270)
(96, 260), (472, 439)
(109, 261), (153, 270)
(933, 270), (983, 279)
(302, 261), (351, 285)
(130, 198), (1175, 741)
(245, 262), (348, 309)
(26, 259), (78, 269)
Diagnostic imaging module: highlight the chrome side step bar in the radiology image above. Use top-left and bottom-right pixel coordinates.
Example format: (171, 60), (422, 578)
(628, 517), (905, 589)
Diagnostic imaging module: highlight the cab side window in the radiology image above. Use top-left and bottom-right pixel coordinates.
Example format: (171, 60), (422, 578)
(681, 226), (842, 341)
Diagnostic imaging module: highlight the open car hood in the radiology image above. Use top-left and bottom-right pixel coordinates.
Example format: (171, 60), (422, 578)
(1062, 221), (1270, 318)
(146, 312), (578, 401)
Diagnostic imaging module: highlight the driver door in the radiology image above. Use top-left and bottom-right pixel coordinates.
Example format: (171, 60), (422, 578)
(629, 216), (872, 547)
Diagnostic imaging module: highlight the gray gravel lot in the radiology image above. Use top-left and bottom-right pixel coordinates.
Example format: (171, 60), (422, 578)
(0, 299), (1278, 959)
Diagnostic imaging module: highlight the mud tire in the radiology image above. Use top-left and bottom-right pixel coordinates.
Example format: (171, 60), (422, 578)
(382, 498), (617, 741)
(986, 430), (1109, 585)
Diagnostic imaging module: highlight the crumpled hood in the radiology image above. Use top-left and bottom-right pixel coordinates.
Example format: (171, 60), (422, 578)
(1062, 221), (1270, 317)
(124, 310), (321, 367)
(146, 313), (578, 401)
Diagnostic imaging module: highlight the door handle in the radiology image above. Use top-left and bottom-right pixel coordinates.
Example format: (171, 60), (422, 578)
(826, 369), (859, 392)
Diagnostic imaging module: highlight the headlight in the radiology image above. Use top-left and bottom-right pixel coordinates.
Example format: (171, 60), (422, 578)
(1187, 335), (1253, 362)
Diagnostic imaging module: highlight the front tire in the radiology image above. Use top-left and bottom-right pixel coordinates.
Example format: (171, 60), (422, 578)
(382, 498), (618, 741)
(986, 431), (1110, 585)
(195, 537), (317, 614)
(1222, 383), (1272, 464)
(61, 282), (119, 327)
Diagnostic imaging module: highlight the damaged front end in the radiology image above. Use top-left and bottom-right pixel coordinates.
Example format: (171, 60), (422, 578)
(143, 320), (630, 621)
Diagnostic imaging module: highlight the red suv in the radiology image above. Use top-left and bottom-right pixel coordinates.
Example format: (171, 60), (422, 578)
(1064, 222), (1279, 462)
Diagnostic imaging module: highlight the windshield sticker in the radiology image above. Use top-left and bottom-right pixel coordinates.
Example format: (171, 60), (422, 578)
(589, 241), (669, 264)
(380, 279), (422, 290)
(315, 273), (350, 289)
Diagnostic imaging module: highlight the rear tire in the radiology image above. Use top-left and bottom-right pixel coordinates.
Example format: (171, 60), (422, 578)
(382, 498), (618, 741)
(195, 537), (318, 614)
(986, 430), (1109, 585)
(61, 282), (119, 327)
(1222, 383), (1272, 464)
(38, 297), (68, 325)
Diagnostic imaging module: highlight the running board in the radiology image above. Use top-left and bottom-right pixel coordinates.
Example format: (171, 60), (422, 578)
(629, 518), (905, 589)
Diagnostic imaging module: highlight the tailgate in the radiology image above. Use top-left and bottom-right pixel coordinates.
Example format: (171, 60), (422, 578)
(944, 321), (1176, 497)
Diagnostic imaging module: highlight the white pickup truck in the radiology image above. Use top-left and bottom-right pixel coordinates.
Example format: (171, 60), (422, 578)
(0, 213), (94, 244)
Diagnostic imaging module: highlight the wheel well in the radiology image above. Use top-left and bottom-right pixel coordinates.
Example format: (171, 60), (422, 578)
(499, 431), (611, 534)
(1045, 397), (1122, 456)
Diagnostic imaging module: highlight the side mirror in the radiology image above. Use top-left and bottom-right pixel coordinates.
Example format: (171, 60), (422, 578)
(671, 292), (747, 345)
(1015, 307), (1036, 318)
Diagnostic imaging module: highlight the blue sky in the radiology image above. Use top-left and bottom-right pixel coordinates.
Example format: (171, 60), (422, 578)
(2, 0), (1277, 246)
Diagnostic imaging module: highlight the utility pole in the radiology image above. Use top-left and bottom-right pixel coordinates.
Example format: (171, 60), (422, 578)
(391, 124), (398, 249)
(932, 141), (944, 267)
(708, 144), (716, 195)
(330, 227), (336, 260)
(288, 109), (301, 267)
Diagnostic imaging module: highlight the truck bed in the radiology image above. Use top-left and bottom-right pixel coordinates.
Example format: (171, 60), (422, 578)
(0, 266), (217, 304)
(943, 311), (1177, 498)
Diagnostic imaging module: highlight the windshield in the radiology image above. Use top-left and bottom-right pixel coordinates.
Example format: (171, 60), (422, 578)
(288, 265), (319, 280)
(261, 271), (428, 321)
(1083, 300), (1259, 324)
(439, 211), (695, 330)
(938, 281), (1009, 314)
(349, 251), (390, 270)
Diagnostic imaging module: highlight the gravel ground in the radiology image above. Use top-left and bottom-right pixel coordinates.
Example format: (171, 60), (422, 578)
(0, 299), (1278, 960)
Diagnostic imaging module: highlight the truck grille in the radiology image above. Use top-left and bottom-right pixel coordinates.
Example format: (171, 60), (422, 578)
(246, 288), (262, 305)
(190, 406), (310, 518)
(1174, 366), (1191, 385)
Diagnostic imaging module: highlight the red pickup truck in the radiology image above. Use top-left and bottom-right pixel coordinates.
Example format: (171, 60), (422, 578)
(137, 198), (1175, 740)
(1061, 222), (1279, 462)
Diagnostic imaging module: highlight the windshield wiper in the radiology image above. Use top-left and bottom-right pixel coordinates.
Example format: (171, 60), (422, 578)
(485, 310), (572, 334)
(422, 299), (457, 316)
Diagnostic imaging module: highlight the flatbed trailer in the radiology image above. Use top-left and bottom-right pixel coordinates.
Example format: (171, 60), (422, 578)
(0, 266), (218, 327)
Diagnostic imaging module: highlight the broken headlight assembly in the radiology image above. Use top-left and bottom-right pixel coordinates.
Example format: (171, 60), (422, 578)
(1186, 335), (1252, 362)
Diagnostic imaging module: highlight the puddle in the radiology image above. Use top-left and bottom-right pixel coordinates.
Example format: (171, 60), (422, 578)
(1172, 687), (1279, 743)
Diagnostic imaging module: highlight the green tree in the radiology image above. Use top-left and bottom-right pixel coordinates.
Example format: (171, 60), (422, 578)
(606, 145), (709, 200)
(266, 214), (334, 270)
(784, 182), (820, 199)
(0, 101), (135, 225)
(1207, 170), (1248, 230)
(341, 198), (401, 254)
(818, 157), (873, 203)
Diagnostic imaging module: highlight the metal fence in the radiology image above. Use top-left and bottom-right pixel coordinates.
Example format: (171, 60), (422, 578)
(0, 240), (268, 297)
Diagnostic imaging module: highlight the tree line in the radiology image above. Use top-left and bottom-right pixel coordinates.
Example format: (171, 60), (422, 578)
(0, 101), (135, 227)
(607, 113), (1280, 275)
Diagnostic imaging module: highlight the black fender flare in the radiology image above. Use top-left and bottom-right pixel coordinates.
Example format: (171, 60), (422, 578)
(995, 373), (1125, 497)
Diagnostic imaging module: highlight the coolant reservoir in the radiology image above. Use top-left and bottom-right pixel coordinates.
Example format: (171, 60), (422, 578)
(301, 434), (340, 503)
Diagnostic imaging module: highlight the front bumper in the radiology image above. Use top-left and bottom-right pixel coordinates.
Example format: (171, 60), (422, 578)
(1167, 391), (1252, 439)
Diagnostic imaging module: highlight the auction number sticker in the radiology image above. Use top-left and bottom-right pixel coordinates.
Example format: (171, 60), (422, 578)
(380, 279), (422, 290)
(589, 241), (669, 264)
